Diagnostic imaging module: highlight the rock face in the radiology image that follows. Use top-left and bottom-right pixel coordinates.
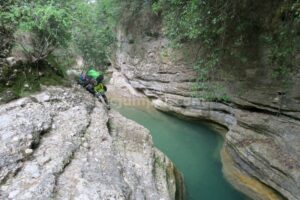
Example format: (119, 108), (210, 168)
(0, 86), (184, 200)
(113, 19), (300, 200)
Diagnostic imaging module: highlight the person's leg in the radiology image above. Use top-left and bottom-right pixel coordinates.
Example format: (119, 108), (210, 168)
(102, 94), (108, 104)
(102, 94), (110, 110)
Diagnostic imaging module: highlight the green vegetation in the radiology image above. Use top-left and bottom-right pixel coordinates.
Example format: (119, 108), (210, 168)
(0, 0), (19, 59)
(1, 0), (146, 69)
(1, 0), (73, 98)
(0, 0), (118, 98)
(71, 0), (116, 68)
(152, 0), (300, 100)
(12, 1), (72, 63)
(1, 0), (299, 102)
(155, 155), (166, 169)
(0, 61), (69, 103)
(5, 0), (115, 66)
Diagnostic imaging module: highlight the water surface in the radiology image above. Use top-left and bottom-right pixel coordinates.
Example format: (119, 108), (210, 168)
(114, 104), (248, 200)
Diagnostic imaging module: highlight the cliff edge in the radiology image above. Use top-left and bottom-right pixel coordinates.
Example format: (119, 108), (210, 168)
(0, 86), (184, 200)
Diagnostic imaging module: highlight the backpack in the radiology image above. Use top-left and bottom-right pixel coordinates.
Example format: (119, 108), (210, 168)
(94, 83), (107, 94)
(86, 69), (104, 84)
(79, 74), (88, 86)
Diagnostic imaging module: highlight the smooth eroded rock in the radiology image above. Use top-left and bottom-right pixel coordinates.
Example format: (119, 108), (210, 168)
(0, 86), (184, 200)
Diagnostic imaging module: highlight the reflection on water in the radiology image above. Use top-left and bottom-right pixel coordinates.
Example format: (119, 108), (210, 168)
(114, 104), (248, 200)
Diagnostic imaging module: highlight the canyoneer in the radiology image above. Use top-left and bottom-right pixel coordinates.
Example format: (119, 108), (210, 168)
(78, 68), (110, 109)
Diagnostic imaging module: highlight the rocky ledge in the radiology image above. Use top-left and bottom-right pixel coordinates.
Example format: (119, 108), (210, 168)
(113, 33), (300, 200)
(0, 86), (184, 200)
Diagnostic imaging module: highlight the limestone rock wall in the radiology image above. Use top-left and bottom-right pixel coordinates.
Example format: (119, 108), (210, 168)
(0, 86), (184, 200)
(114, 24), (300, 200)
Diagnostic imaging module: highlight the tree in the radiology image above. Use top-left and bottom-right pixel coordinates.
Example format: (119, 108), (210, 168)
(71, 0), (115, 68)
(0, 0), (19, 60)
(13, 1), (72, 63)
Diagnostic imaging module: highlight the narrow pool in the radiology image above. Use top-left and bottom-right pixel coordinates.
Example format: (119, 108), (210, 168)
(114, 104), (248, 200)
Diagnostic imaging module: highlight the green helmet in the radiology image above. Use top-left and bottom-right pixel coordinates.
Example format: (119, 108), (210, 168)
(87, 69), (102, 79)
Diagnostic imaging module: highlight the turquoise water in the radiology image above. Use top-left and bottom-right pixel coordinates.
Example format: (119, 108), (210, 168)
(114, 105), (248, 200)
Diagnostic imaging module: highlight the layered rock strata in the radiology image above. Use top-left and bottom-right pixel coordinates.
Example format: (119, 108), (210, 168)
(113, 30), (300, 200)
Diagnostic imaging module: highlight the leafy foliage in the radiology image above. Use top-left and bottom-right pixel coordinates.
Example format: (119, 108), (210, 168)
(263, 0), (300, 79)
(1, 0), (75, 98)
(12, 0), (72, 63)
(1, 0), (299, 101)
(70, 0), (149, 68)
(0, 0), (20, 59)
(152, 0), (300, 100)
(71, 0), (115, 68)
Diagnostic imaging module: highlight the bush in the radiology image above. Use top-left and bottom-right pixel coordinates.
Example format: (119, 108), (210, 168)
(71, 0), (114, 68)
(12, 1), (72, 63)
(71, 0), (147, 68)
(0, 0), (19, 59)
(152, 0), (300, 100)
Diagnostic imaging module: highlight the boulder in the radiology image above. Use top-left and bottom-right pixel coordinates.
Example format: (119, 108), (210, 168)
(6, 57), (17, 67)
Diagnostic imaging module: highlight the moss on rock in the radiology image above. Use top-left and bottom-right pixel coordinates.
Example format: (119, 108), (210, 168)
(0, 60), (70, 104)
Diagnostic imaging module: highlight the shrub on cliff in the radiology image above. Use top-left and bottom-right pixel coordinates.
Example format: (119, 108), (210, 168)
(71, 0), (115, 68)
(0, 0), (19, 60)
(70, 0), (147, 67)
(153, 0), (300, 78)
(151, 0), (300, 101)
(12, 1), (72, 64)
(0, 0), (74, 98)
